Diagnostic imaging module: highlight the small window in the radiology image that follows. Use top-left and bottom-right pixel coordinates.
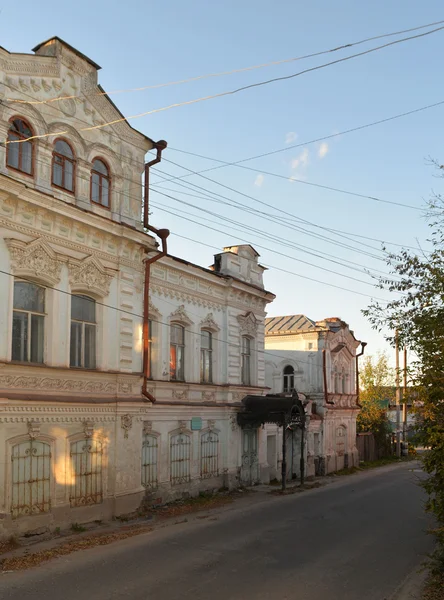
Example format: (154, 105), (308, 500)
(70, 295), (96, 369)
(91, 159), (110, 207)
(241, 336), (251, 385)
(7, 118), (34, 175)
(283, 365), (295, 393)
(12, 281), (45, 363)
(52, 139), (75, 192)
(200, 330), (212, 383)
(170, 324), (185, 381)
(147, 319), (153, 379)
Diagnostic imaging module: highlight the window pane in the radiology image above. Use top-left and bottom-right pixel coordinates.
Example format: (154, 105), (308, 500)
(55, 140), (73, 157)
(170, 345), (177, 380)
(30, 314), (44, 363)
(171, 324), (184, 345)
(72, 295), (95, 322)
(176, 345), (184, 380)
(65, 160), (74, 191)
(84, 324), (96, 369)
(7, 138), (19, 169)
(242, 337), (250, 354)
(93, 159), (108, 175)
(201, 330), (211, 349)
(70, 322), (82, 367)
(13, 119), (32, 137)
(22, 142), (32, 174)
(53, 162), (63, 187)
(12, 311), (28, 362)
(201, 349), (212, 383)
(101, 177), (109, 207)
(14, 282), (44, 312)
(91, 174), (100, 203)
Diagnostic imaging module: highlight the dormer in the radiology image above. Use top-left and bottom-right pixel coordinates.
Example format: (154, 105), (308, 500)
(0, 37), (162, 230)
(211, 244), (266, 288)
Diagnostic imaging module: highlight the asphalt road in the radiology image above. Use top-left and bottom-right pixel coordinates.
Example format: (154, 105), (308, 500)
(0, 462), (433, 600)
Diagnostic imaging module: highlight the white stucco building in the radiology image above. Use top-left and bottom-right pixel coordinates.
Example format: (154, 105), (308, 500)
(0, 37), (276, 537)
(265, 315), (365, 476)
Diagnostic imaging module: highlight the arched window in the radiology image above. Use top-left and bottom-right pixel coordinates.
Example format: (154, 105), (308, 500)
(91, 158), (110, 207)
(52, 139), (75, 192)
(70, 295), (96, 369)
(69, 438), (103, 507)
(241, 336), (251, 385)
(142, 433), (158, 489)
(200, 330), (212, 383)
(342, 368), (346, 394)
(283, 365), (295, 392)
(170, 432), (191, 484)
(7, 118), (34, 175)
(12, 280), (45, 363)
(11, 439), (51, 518)
(170, 324), (185, 380)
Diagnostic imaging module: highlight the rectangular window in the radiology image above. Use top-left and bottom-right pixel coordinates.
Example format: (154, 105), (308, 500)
(200, 330), (212, 383)
(12, 281), (45, 363)
(147, 319), (152, 379)
(241, 336), (251, 385)
(70, 295), (96, 369)
(170, 324), (185, 381)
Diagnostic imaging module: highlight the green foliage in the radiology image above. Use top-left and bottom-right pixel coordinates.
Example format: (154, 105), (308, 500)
(363, 170), (444, 570)
(357, 353), (394, 444)
(70, 523), (86, 533)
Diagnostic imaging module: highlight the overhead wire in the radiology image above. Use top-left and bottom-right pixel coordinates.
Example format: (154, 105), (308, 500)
(10, 18), (444, 106)
(4, 25), (444, 146)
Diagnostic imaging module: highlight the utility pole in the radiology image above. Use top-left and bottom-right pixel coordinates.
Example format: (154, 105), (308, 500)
(395, 330), (401, 458)
(403, 348), (408, 445)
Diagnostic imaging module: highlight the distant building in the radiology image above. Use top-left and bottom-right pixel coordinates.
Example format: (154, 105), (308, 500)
(264, 315), (365, 476)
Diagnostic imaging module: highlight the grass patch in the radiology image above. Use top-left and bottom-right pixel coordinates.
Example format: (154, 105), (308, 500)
(334, 455), (414, 477)
(70, 523), (87, 533)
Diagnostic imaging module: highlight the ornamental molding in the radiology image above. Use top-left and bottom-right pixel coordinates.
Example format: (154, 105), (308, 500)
(148, 298), (162, 318)
(178, 420), (187, 433)
(121, 414), (133, 439)
(5, 237), (64, 285)
(0, 374), (118, 394)
(229, 414), (238, 431)
(237, 311), (259, 337)
(202, 391), (216, 402)
(0, 416), (116, 424)
(68, 255), (115, 296)
(151, 284), (223, 312)
(83, 420), (95, 438)
(172, 389), (189, 400)
(200, 313), (220, 332)
(169, 305), (194, 326)
(207, 419), (216, 431)
(143, 420), (153, 434)
(27, 420), (40, 440)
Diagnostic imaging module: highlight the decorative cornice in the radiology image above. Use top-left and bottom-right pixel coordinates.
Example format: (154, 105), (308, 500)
(237, 311), (259, 337)
(121, 414), (133, 439)
(5, 237), (63, 285)
(200, 313), (220, 332)
(68, 255), (114, 296)
(169, 305), (194, 326)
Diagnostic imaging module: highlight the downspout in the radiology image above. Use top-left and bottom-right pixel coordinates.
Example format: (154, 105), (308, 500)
(355, 341), (367, 407)
(322, 349), (334, 405)
(142, 140), (170, 403)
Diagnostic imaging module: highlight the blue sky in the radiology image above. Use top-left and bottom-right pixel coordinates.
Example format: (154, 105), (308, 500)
(2, 0), (443, 360)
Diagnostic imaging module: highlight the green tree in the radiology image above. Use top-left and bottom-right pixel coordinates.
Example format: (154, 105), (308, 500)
(357, 352), (394, 438)
(363, 173), (444, 571)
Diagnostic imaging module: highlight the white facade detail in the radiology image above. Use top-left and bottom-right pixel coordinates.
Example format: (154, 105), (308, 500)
(265, 316), (364, 476)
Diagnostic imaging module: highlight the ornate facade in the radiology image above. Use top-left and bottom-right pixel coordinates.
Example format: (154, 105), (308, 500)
(0, 39), (275, 537)
(264, 315), (365, 477)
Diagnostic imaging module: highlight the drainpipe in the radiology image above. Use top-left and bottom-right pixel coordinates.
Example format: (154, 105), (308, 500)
(141, 141), (170, 403)
(322, 349), (334, 405)
(355, 342), (367, 407)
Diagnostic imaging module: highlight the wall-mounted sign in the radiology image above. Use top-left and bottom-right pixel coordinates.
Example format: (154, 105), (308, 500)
(191, 417), (202, 431)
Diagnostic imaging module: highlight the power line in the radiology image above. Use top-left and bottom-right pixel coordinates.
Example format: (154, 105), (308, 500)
(148, 200), (395, 301)
(5, 26), (444, 146)
(0, 266), (357, 378)
(10, 19), (444, 107)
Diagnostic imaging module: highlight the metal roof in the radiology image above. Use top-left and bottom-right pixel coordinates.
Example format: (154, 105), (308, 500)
(265, 314), (316, 335)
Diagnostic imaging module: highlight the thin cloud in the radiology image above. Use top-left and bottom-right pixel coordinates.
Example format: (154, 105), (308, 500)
(285, 131), (297, 144)
(291, 148), (309, 170)
(318, 142), (329, 158)
(254, 174), (264, 187)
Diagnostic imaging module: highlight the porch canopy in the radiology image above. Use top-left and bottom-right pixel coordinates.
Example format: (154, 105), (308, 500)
(237, 393), (305, 428)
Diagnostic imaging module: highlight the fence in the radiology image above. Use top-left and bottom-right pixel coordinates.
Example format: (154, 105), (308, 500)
(356, 432), (393, 462)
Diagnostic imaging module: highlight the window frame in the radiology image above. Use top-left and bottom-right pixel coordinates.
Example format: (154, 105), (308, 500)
(52, 137), (76, 194)
(170, 323), (185, 381)
(283, 365), (295, 393)
(6, 117), (35, 177)
(70, 294), (97, 370)
(90, 157), (111, 209)
(11, 280), (45, 364)
(200, 329), (213, 383)
(241, 335), (252, 386)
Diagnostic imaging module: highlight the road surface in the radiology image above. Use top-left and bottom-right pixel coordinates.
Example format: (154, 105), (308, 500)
(0, 461), (433, 600)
